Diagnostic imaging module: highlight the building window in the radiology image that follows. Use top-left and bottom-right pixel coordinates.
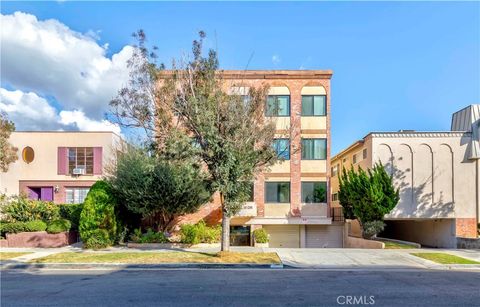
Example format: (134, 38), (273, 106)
(272, 139), (290, 160)
(265, 182), (290, 203)
(363, 148), (367, 160)
(266, 95), (290, 117)
(68, 147), (94, 175)
(332, 193), (339, 201)
(301, 139), (327, 160)
(332, 165), (339, 177)
(301, 182), (327, 203)
(65, 187), (90, 204)
(353, 154), (357, 164)
(301, 95), (326, 116)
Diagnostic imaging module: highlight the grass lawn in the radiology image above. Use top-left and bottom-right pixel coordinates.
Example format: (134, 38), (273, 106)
(0, 252), (31, 260)
(379, 240), (417, 249)
(411, 253), (480, 264)
(32, 251), (281, 264)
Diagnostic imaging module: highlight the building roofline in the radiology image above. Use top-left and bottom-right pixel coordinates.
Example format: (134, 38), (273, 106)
(12, 130), (123, 139)
(159, 69), (333, 80)
(332, 140), (365, 162)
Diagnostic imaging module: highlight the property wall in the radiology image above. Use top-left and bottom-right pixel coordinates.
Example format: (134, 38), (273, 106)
(0, 131), (122, 200)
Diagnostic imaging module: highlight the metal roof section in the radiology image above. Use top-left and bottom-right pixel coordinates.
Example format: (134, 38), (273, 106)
(451, 104), (480, 159)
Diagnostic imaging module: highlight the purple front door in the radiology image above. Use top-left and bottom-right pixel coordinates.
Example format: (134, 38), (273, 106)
(28, 187), (54, 201)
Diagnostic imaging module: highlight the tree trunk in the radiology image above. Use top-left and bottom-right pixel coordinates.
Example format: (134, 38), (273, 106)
(220, 193), (230, 251)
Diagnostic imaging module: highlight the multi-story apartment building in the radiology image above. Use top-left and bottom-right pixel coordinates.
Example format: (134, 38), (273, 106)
(0, 131), (122, 204)
(331, 105), (480, 248)
(178, 70), (344, 248)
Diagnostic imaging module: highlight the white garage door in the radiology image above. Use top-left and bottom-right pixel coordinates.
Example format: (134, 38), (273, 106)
(305, 225), (343, 248)
(263, 225), (300, 248)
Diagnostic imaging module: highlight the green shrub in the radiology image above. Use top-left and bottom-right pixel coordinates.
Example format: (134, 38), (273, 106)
(130, 228), (169, 243)
(47, 219), (72, 234)
(180, 221), (221, 244)
(0, 222), (26, 235)
(24, 220), (47, 232)
(83, 229), (111, 249)
(59, 203), (83, 230)
(0, 195), (60, 222)
(253, 228), (269, 243)
(362, 220), (385, 239)
(79, 181), (117, 249)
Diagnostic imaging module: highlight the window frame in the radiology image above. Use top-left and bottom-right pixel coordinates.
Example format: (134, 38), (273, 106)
(68, 147), (94, 175)
(265, 182), (291, 203)
(301, 138), (327, 160)
(301, 95), (327, 116)
(265, 95), (291, 117)
(363, 148), (368, 160)
(301, 181), (327, 204)
(65, 187), (90, 204)
(272, 138), (290, 160)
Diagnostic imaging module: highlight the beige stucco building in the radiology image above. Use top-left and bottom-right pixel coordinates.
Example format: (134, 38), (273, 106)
(331, 105), (480, 248)
(0, 131), (122, 204)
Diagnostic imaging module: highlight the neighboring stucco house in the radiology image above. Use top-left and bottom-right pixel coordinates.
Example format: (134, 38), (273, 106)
(331, 105), (480, 248)
(175, 70), (345, 248)
(0, 131), (123, 204)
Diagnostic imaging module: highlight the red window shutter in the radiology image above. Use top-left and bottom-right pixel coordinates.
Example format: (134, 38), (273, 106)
(93, 147), (103, 175)
(57, 147), (67, 175)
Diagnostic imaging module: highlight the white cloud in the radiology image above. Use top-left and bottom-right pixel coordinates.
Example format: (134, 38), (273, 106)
(0, 88), (121, 134)
(272, 54), (281, 65)
(0, 11), (133, 120)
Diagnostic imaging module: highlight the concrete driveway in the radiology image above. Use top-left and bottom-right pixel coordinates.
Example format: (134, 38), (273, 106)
(269, 248), (452, 269)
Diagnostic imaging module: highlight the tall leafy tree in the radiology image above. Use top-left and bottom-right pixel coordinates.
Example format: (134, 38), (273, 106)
(0, 112), (18, 172)
(110, 31), (278, 251)
(338, 163), (399, 238)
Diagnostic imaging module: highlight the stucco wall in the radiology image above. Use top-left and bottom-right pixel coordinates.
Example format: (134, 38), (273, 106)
(0, 132), (122, 196)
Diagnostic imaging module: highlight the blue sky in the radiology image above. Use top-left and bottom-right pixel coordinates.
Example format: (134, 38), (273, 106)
(1, 1), (479, 154)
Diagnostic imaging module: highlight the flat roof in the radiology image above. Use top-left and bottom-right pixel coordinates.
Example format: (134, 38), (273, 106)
(12, 130), (122, 138)
(159, 69), (333, 79)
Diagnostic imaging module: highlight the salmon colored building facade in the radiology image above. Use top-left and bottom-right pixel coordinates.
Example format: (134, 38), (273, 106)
(177, 70), (345, 248)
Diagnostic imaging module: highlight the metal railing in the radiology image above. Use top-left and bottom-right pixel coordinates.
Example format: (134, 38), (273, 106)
(331, 207), (344, 222)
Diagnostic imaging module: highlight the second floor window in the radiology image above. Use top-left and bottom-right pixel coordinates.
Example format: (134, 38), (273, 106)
(68, 147), (94, 175)
(265, 182), (290, 203)
(331, 165), (339, 177)
(266, 95), (290, 117)
(301, 95), (326, 116)
(272, 139), (290, 160)
(301, 138), (327, 160)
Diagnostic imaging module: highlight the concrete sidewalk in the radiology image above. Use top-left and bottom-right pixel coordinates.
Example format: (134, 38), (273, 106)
(2, 245), (479, 271)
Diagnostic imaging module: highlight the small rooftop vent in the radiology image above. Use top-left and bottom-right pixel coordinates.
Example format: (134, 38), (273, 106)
(398, 130), (416, 133)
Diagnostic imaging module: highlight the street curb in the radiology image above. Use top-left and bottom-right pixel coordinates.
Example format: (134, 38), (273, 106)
(0, 262), (284, 270)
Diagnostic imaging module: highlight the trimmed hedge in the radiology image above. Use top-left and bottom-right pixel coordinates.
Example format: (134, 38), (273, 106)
(47, 219), (72, 234)
(0, 220), (47, 236)
(180, 221), (221, 244)
(0, 196), (60, 222)
(79, 181), (117, 249)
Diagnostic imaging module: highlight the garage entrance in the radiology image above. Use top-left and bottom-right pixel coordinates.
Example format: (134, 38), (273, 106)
(263, 225), (300, 248)
(305, 225), (343, 248)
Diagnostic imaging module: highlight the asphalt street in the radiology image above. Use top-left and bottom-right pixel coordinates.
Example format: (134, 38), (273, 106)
(1, 268), (479, 306)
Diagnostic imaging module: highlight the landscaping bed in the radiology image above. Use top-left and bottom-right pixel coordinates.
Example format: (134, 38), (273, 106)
(411, 253), (480, 264)
(31, 251), (281, 264)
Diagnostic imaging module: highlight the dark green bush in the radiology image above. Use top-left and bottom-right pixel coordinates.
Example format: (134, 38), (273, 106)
(59, 203), (83, 230)
(24, 220), (47, 232)
(180, 221), (221, 244)
(79, 181), (117, 249)
(253, 228), (269, 243)
(83, 229), (111, 249)
(0, 222), (26, 235)
(47, 219), (72, 234)
(130, 228), (169, 243)
(0, 195), (60, 222)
